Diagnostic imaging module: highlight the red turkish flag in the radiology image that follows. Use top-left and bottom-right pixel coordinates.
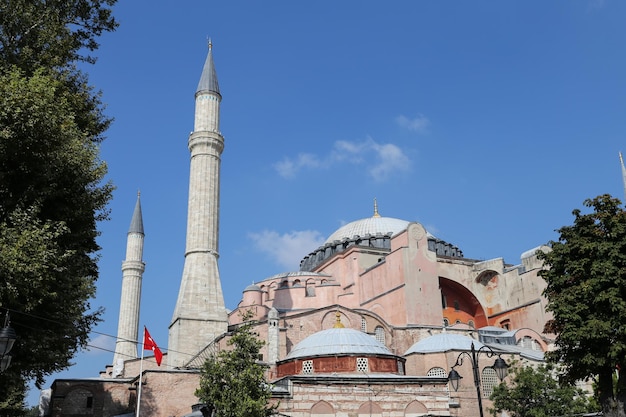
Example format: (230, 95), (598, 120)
(143, 327), (163, 366)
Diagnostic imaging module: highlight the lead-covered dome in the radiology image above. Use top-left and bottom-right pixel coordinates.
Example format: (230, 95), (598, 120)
(300, 207), (463, 272)
(325, 216), (410, 244)
(285, 327), (393, 360)
(300, 211), (413, 271)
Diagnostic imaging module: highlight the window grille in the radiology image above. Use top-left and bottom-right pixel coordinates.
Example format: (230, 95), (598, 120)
(361, 317), (367, 332)
(356, 357), (369, 373)
(302, 360), (313, 374)
(427, 367), (447, 378)
(481, 367), (498, 397)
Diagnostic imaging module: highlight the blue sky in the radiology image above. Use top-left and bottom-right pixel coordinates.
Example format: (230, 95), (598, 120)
(28, 0), (626, 406)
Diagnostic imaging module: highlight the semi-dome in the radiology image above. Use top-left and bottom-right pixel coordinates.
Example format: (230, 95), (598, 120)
(404, 333), (485, 355)
(285, 327), (393, 360)
(243, 283), (262, 292)
(325, 216), (410, 244)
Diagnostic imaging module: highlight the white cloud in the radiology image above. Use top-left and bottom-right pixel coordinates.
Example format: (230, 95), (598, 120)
(273, 153), (323, 178)
(369, 142), (411, 180)
(87, 334), (116, 356)
(396, 113), (430, 133)
(274, 137), (411, 181)
(249, 229), (326, 270)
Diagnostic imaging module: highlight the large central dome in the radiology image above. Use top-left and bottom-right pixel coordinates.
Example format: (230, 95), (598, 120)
(325, 216), (410, 244)
(300, 213), (410, 271)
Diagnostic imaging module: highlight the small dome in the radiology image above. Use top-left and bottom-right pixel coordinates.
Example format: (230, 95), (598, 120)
(325, 216), (410, 244)
(404, 333), (485, 355)
(286, 328), (392, 360)
(243, 284), (262, 292)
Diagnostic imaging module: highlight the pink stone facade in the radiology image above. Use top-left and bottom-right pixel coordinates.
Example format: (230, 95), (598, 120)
(48, 220), (550, 417)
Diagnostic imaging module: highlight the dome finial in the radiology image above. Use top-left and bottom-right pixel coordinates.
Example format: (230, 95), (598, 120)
(208, 37), (213, 51)
(333, 311), (345, 328)
(373, 198), (381, 218)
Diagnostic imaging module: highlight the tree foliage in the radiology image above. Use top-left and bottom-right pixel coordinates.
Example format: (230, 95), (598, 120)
(195, 317), (277, 417)
(490, 363), (597, 417)
(0, 0), (118, 71)
(0, 0), (117, 411)
(538, 194), (626, 416)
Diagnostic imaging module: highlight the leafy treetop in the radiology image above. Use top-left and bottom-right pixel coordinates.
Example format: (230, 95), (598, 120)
(538, 194), (626, 416)
(195, 314), (278, 417)
(0, 0), (118, 72)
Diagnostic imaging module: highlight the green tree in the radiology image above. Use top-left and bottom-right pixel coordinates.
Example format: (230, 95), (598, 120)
(538, 194), (626, 416)
(0, 0), (118, 71)
(195, 317), (278, 417)
(490, 363), (596, 417)
(0, 0), (117, 411)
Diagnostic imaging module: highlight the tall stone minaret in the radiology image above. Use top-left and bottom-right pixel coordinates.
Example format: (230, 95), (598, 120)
(112, 193), (145, 375)
(168, 42), (228, 368)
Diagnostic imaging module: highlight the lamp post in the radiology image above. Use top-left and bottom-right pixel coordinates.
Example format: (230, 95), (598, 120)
(448, 342), (508, 417)
(0, 311), (17, 372)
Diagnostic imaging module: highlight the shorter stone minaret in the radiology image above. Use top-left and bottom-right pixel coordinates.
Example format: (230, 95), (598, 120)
(112, 193), (145, 376)
(267, 308), (279, 364)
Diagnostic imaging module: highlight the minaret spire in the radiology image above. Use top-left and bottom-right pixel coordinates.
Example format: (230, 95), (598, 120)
(112, 192), (146, 376)
(168, 43), (228, 368)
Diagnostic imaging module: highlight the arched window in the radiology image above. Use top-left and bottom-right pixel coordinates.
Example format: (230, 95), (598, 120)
(405, 400), (428, 417)
(306, 279), (316, 297)
(517, 335), (542, 351)
(481, 367), (498, 397)
(279, 280), (288, 288)
(361, 316), (367, 332)
(358, 401), (382, 417)
(427, 367), (448, 378)
(292, 279), (301, 287)
(443, 318), (449, 327)
(311, 400), (334, 417)
(374, 326), (385, 345)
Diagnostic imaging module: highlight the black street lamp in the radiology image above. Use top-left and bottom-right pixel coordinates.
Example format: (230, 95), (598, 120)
(0, 311), (17, 372)
(448, 342), (508, 417)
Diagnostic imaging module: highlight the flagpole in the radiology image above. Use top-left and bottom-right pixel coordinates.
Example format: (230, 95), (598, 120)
(135, 326), (145, 417)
